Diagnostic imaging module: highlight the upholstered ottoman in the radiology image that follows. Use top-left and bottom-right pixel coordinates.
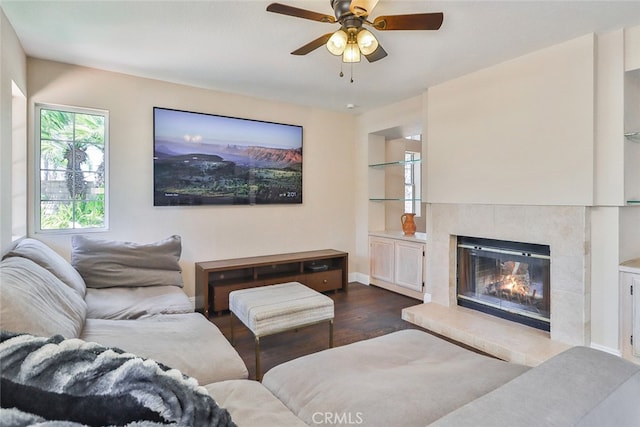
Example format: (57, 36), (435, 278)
(229, 282), (334, 380)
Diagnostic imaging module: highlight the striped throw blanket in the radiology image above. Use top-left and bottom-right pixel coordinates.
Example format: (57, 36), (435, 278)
(0, 331), (234, 426)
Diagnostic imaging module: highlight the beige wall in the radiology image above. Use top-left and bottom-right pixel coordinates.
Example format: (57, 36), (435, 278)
(26, 59), (357, 298)
(620, 208), (640, 262)
(625, 25), (640, 71)
(595, 30), (625, 206)
(0, 9), (27, 252)
(426, 34), (595, 206)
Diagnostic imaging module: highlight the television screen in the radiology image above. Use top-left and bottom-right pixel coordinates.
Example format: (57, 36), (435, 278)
(153, 107), (303, 206)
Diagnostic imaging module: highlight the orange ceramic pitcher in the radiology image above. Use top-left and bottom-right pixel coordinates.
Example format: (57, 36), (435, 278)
(401, 213), (416, 236)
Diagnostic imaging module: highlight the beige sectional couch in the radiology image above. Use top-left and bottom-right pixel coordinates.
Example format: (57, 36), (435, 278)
(1, 237), (248, 384)
(261, 329), (640, 426)
(2, 236), (640, 426)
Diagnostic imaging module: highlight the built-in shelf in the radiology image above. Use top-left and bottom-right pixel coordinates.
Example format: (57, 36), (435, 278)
(369, 159), (422, 202)
(625, 131), (640, 142)
(369, 198), (422, 202)
(368, 159), (421, 168)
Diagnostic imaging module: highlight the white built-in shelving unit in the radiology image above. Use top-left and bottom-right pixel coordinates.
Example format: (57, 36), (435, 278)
(625, 70), (640, 205)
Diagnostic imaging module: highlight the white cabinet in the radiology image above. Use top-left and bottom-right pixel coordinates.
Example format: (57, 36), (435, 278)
(620, 259), (640, 362)
(369, 234), (425, 299)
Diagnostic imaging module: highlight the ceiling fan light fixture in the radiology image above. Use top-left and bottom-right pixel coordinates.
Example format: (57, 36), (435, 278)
(342, 42), (361, 63)
(268, 1), (445, 68)
(326, 29), (348, 55)
(356, 29), (378, 55)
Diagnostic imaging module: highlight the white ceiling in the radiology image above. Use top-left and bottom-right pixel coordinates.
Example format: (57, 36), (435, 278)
(3, 0), (640, 113)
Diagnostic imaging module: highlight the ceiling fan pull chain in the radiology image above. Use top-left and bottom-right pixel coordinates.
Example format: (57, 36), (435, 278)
(340, 61), (344, 78)
(350, 62), (354, 83)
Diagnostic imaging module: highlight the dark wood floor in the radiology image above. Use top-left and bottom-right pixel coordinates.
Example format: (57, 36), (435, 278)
(209, 282), (423, 380)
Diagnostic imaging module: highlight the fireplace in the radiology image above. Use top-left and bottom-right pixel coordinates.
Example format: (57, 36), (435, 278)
(457, 236), (551, 331)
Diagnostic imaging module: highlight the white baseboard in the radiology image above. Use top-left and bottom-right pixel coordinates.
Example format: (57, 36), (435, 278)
(351, 272), (430, 301)
(351, 272), (369, 285)
(589, 342), (621, 357)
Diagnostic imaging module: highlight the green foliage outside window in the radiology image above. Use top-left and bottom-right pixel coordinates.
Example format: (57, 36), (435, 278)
(38, 106), (107, 231)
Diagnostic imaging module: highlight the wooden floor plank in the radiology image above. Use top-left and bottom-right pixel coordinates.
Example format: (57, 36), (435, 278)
(209, 282), (422, 380)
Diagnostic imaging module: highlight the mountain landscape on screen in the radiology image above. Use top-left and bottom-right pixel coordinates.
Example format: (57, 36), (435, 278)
(154, 139), (302, 206)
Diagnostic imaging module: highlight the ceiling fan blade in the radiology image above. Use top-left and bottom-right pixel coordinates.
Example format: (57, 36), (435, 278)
(350, 0), (379, 17)
(266, 3), (335, 23)
(291, 33), (334, 55)
(364, 43), (387, 63)
(373, 12), (444, 31)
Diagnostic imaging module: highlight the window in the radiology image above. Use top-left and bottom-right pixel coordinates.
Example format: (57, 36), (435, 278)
(36, 104), (108, 232)
(404, 150), (421, 216)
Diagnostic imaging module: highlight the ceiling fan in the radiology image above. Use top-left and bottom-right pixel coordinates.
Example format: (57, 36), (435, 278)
(266, 0), (444, 63)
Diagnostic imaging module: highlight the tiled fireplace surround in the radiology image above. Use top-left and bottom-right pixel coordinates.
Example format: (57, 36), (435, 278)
(403, 204), (588, 365)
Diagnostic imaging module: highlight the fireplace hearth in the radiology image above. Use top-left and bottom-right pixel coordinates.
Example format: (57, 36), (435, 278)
(457, 236), (551, 331)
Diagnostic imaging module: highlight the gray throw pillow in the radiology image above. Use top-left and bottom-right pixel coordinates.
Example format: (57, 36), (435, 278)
(4, 238), (87, 297)
(71, 235), (183, 288)
(0, 257), (87, 338)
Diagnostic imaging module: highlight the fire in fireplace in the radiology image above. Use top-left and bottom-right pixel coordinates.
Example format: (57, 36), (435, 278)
(457, 236), (551, 331)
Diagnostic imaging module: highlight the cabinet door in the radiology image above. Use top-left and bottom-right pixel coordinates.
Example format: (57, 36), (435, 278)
(633, 274), (640, 357)
(620, 272), (640, 359)
(394, 241), (424, 292)
(370, 237), (395, 283)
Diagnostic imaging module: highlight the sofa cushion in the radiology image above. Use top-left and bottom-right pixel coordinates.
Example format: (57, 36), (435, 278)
(5, 238), (86, 297)
(81, 313), (248, 385)
(0, 331), (234, 426)
(205, 380), (307, 427)
(262, 329), (530, 427)
(85, 286), (193, 319)
(430, 346), (640, 427)
(0, 257), (87, 338)
(71, 235), (183, 288)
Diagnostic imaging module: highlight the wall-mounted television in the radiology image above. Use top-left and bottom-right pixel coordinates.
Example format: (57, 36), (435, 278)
(153, 107), (303, 206)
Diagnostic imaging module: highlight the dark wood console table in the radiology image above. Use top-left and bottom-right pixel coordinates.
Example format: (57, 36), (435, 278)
(195, 249), (348, 316)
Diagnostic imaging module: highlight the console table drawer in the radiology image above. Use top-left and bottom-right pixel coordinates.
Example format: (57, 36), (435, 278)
(212, 281), (265, 313)
(300, 270), (343, 292)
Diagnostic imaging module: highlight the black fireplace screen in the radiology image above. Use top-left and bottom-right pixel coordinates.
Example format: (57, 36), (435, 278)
(457, 236), (551, 331)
